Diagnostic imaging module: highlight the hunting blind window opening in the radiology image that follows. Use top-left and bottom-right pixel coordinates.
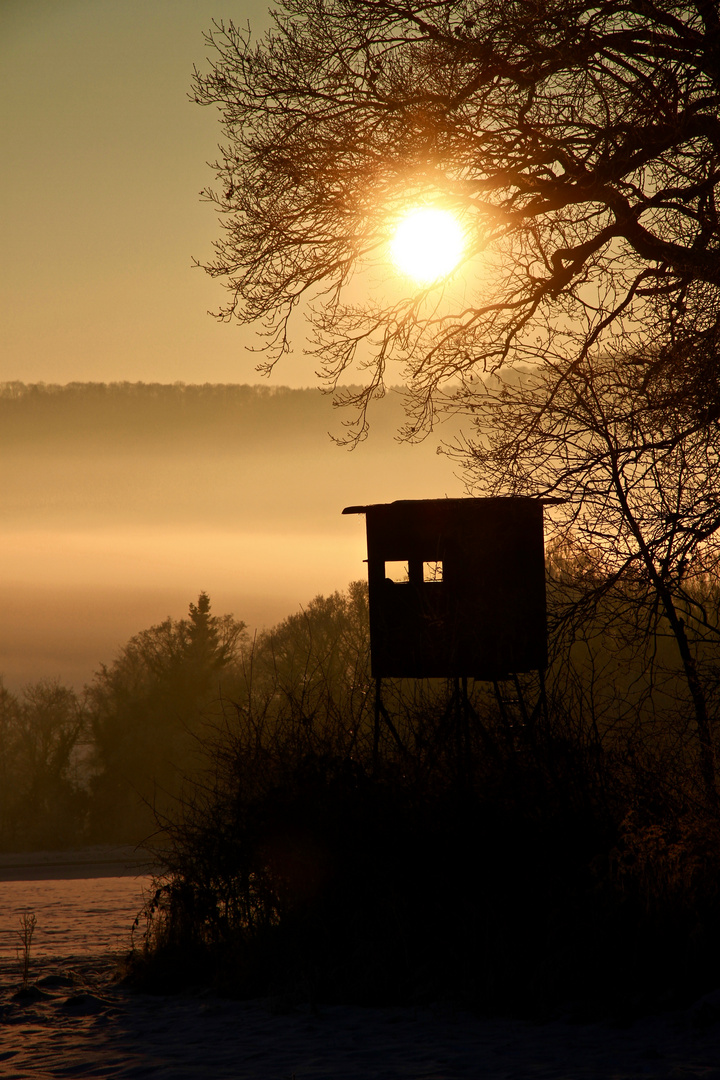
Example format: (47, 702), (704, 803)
(385, 561), (410, 584)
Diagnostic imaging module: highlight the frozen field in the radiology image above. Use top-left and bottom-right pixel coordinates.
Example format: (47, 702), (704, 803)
(0, 874), (151, 975)
(1, 852), (720, 1079)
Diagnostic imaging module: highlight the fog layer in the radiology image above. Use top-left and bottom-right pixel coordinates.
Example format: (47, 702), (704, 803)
(0, 383), (462, 689)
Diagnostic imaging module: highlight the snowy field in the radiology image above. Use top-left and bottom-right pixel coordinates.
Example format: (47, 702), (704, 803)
(1, 851), (720, 1079)
(0, 872), (151, 970)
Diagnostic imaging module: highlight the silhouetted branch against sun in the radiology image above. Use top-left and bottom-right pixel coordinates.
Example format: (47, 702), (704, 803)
(193, 0), (720, 438)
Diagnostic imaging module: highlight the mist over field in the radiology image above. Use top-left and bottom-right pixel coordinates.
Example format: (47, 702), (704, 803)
(0, 382), (462, 690)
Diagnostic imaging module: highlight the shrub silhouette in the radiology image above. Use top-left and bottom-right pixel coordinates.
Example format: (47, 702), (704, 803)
(125, 579), (720, 1014)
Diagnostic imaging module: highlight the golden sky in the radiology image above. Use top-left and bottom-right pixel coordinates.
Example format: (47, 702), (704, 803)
(0, 3), (464, 691)
(0, 0), (309, 386)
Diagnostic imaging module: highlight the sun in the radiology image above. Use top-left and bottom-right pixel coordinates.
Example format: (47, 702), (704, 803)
(390, 207), (465, 284)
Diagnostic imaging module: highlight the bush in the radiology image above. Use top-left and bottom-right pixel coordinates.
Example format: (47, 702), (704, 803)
(127, 583), (720, 1015)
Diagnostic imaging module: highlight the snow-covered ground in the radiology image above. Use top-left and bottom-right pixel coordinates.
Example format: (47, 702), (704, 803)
(0, 868), (151, 971)
(2, 853), (720, 1079)
(3, 973), (720, 1079)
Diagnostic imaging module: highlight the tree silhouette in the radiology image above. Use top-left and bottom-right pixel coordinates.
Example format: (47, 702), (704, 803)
(193, 0), (720, 436)
(454, 350), (720, 801)
(191, 1), (720, 802)
(0, 678), (87, 849)
(88, 595), (247, 840)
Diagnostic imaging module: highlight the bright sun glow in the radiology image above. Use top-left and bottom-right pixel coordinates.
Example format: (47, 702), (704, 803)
(390, 207), (465, 284)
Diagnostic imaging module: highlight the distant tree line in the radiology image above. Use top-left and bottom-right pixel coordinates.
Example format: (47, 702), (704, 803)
(0, 381), (414, 452)
(0, 586), (370, 850)
(3, 549), (720, 855)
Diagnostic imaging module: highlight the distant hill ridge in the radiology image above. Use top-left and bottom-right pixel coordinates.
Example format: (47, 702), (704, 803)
(0, 381), (413, 451)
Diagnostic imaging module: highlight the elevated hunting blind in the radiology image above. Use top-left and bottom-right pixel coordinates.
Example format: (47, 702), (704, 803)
(343, 497), (548, 680)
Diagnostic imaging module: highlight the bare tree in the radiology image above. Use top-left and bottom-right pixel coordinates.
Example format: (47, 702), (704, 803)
(0, 679), (88, 848)
(451, 349), (720, 801)
(193, 0), (720, 436)
(192, 0), (720, 796)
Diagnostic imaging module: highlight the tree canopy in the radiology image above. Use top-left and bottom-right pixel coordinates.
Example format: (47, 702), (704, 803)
(193, 1), (720, 801)
(88, 594), (247, 839)
(193, 0), (720, 434)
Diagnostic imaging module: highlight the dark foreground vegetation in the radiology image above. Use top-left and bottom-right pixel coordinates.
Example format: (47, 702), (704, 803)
(3, 553), (720, 1014)
(116, 561), (719, 1017)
